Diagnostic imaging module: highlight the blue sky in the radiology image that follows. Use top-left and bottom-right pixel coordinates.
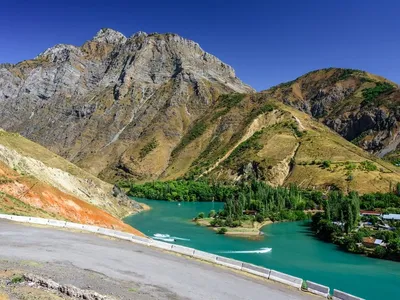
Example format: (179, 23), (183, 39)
(1, 0), (399, 91)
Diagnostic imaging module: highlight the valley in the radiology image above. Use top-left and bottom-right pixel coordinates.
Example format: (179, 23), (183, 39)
(1, 26), (400, 300)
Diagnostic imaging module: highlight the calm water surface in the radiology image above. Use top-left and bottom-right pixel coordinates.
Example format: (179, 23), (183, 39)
(124, 198), (400, 300)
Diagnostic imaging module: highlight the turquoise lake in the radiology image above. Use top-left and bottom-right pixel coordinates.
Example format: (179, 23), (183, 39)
(124, 199), (400, 300)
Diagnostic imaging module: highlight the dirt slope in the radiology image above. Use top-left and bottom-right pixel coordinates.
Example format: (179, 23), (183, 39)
(0, 129), (143, 234)
(0, 161), (142, 235)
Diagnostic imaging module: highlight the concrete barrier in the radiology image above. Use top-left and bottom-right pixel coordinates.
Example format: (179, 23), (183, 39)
(132, 235), (152, 246)
(113, 231), (134, 241)
(269, 270), (303, 289)
(65, 222), (86, 230)
(47, 219), (67, 227)
(333, 289), (365, 300)
(171, 245), (195, 257)
(28, 217), (48, 225)
(152, 240), (173, 251)
(242, 262), (271, 278)
(0, 214), (13, 220)
(193, 250), (217, 263)
(97, 227), (118, 237)
(81, 225), (100, 233)
(9, 215), (30, 223)
(215, 256), (243, 270)
(306, 280), (330, 298)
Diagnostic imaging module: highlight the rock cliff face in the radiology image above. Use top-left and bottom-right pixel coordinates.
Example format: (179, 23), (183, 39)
(0, 28), (253, 182)
(263, 68), (400, 162)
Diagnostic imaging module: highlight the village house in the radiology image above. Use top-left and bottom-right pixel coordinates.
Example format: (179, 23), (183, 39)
(362, 237), (386, 248)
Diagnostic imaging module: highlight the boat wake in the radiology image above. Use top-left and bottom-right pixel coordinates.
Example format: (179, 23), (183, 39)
(152, 233), (190, 242)
(153, 237), (175, 242)
(220, 248), (272, 254)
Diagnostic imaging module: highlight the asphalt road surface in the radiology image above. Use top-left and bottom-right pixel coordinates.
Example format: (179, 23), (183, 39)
(0, 220), (316, 300)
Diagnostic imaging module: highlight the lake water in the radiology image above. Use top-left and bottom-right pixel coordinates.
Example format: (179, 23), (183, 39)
(124, 199), (400, 300)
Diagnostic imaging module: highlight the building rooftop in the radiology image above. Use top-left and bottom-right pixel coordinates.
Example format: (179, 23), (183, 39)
(382, 214), (400, 220)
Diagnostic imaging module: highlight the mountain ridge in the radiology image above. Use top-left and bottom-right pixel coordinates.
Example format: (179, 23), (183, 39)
(0, 28), (253, 183)
(1, 30), (400, 194)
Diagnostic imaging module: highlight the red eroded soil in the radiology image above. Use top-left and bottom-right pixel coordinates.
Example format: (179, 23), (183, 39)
(0, 162), (143, 236)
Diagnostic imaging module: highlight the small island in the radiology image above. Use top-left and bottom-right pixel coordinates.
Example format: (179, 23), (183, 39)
(194, 211), (272, 237)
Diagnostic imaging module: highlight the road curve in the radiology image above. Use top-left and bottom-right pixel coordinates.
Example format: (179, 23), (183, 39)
(0, 220), (315, 300)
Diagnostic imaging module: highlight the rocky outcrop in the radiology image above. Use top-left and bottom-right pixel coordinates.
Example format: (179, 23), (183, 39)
(0, 28), (253, 182)
(266, 68), (400, 160)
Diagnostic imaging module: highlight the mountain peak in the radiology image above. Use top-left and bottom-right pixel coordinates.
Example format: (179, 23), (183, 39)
(92, 28), (127, 44)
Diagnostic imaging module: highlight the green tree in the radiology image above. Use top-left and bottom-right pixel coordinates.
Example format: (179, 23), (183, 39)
(208, 210), (216, 218)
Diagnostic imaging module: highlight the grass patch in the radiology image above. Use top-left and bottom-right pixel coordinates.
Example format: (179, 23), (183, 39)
(172, 122), (207, 156)
(338, 69), (365, 81)
(361, 82), (395, 106)
(246, 104), (275, 124)
(11, 275), (24, 284)
(225, 130), (263, 164)
(217, 93), (245, 109)
(139, 138), (158, 159)
(359, 160), (378, 172)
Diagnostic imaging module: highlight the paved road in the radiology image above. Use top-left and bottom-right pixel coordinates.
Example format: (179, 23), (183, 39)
(0, 220), (315, 300)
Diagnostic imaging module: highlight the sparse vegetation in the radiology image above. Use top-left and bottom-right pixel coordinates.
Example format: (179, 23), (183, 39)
(361, 82), (395, 106)
(217, 93), (245, 109)
(321, 160), (331, 169)
(338, 69), (364, 81)
(246, 104), (275, 123)
(139, 138), (159, 159)
(172, 122), (207, 156)
(11, 275), (24, 284)
(225, 130), (263, 163)
(360, 160), (378, 172)
(288, 122), (303, 137)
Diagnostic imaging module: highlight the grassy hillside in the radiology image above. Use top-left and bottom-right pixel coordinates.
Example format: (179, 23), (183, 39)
(262, 68), (400, 162)
(159, 93), (400, 194)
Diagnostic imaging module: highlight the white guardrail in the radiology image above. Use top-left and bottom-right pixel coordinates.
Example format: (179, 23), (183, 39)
(0, 214), (365, 300)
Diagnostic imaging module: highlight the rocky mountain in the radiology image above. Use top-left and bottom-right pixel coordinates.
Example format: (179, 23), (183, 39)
(2, 29), (400, 194)
(0, 129), (143, 234)
(263, 68), (400, 163)
(0, 28), (253, 182)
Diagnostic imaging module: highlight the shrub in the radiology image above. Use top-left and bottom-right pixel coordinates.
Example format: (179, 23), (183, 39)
(321, 160), (331, 168)
(373, 245), (387, 258)
(255, 214), (265, 223)
(139, 138), (159, 159)
(208, 210), (216, 218)
(232, 220), (242, 227)
(197, 212), (205, 219)
(360, 161), (377, 172)
(217, 227), (228, 234)
(11, 275), (24, 284)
